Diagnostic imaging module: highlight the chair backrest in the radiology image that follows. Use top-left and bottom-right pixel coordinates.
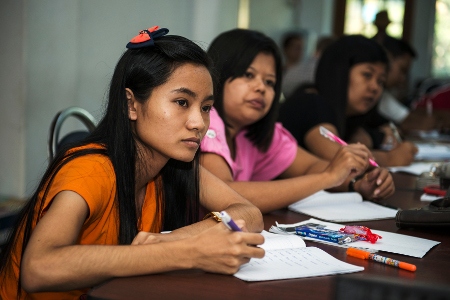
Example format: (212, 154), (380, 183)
(48, 106), (97, 162)
(334, 275), (450, 300)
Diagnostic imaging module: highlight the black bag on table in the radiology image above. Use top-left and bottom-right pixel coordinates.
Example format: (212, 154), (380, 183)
(396, 198), (450, 229)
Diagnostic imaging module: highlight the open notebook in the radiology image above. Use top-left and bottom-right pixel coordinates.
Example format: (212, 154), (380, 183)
(288, 190), (397, 222)
(233, 231), (363, 282)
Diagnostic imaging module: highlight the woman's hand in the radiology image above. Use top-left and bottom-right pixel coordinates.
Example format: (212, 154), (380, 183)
(323, 144), (372, 188)
(387, 142), (418, 166)
(355, 167), (395, 200)
(188, 220), (265, 274)
(379, 124), (399, 150)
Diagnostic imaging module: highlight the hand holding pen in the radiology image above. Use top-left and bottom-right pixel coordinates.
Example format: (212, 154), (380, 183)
(191, 211), (264, 274)
(220, 211), (242, 232)
(319, 126), (379, 167)
(389, 122), (403, 144)
(318, 126), (395, 199)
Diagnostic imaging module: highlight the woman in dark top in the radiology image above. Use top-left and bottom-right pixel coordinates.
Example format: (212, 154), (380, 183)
(279, 35), (417, 167)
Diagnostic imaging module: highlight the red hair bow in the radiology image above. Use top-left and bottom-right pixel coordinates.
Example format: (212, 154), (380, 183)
(126, 26), (169, 49)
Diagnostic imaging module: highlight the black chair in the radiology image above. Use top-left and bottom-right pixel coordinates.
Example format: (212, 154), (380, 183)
(48, 106), (97, 162)
(334, 275), (450, 300)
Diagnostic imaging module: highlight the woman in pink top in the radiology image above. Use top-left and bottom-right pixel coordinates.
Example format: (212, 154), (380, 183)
(201, 29), (395, 213)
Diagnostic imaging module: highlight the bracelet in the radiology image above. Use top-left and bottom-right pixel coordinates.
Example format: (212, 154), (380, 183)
(203, 211), (222, 222)
(348, 178), (357, 192)
(348, 175), (365, 192)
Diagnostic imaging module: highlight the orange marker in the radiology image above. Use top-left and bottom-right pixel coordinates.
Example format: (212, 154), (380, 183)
(346, 248), (416, 272)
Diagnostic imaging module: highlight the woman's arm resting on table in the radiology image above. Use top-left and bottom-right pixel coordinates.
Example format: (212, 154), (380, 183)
(133, 166), (264, 245)
(302, 123), (396, 198)
(314, 144), (396, 200)
(354, 167), (395, 199)
(372, 142), (418, 167)
(22, 190), (264, 293)
(201, 144), (370, 213)
(163, 166), (264, 240)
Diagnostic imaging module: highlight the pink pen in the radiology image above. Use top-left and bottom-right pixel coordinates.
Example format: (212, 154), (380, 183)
(319, 126), (379, 167)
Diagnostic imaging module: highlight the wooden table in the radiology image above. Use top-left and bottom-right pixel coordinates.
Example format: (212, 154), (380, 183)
(87, 174), (450, 300)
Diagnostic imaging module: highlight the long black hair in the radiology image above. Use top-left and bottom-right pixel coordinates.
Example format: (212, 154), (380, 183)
(207, 28), (283, 152)
(315, 35), (389, 137)
(0, 34), (213, 294)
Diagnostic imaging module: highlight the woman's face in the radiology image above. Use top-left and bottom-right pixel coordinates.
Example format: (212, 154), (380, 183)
(223, 52), (276, 130)
(128, 63), (214, 163)
(386, 53), (412, 89)
(347, 62), (387, 116)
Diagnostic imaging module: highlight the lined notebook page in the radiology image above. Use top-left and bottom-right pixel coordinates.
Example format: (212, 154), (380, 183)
(233, 231), (363, 282)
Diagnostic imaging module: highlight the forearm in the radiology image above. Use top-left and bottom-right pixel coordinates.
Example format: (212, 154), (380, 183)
(227, 173), (336, 214)
(288, 154), (362, 194)
(371, 150), (391, 166)
(22, 240), (194, 292)
(169, 202), (263, 238)
(299, 158), (353, 193)
(214, 202), (263, 232)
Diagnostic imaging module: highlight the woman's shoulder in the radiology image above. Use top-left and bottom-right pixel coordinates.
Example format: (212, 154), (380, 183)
(208, 108), (225, 129)
(62, 144), (114, 177)
(202, 109), (227, 147)
(280, 90), (329, 117)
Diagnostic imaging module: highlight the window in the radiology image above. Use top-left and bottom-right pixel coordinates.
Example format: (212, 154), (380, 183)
(343, 0), (405, 39)
(432, 0), (450, 77)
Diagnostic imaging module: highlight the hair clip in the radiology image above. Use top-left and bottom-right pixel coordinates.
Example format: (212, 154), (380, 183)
(126, 26), (169, 49)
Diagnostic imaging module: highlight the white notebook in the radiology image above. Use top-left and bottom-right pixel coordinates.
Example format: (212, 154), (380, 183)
(415, 143), (450, 161)
(288, 190), (398, 222)
(388, 162), (436, 176)
(233, 231), (363, 282)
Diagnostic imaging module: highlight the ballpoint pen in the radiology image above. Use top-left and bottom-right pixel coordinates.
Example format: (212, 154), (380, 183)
(319, 126), (379, 167)
(389, 121), (403, 143)
(220, 211), (242, 232)
(346, 247), (416, 272)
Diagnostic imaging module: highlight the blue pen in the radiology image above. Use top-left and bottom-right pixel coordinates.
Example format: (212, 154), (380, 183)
(220, 211), (242, 232)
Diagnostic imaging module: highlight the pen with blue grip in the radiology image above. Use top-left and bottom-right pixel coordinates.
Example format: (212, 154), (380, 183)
(220, 211), (242, 232)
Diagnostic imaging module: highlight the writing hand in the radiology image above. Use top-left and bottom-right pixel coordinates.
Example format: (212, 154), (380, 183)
(355, 168), (395, 200)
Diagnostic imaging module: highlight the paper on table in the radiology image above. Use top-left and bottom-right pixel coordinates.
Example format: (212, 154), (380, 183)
(233, 231), (363, 282)
(288, 190), (397, 222)
(272, 218), (440, 258)
(388, 162), (436, 176)
(415, 143), (450, 161)
(420, 193), (442, 201)
(258, 229), (306, 250)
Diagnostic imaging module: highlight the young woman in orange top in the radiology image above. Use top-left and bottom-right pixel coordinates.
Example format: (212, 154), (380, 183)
(0, 26), (264, 300)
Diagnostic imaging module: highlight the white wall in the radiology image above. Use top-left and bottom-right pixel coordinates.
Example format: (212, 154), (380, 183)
(410, 0), (436, 88)
(0, 0), (438, 198)
(249, 0), (298, 41)
(0, 0), (26, 197)
(0, 0), (238, 196)
(298, 0), (334, 56)
(249, 0), (334, 59)
(18, 0), (242, 196)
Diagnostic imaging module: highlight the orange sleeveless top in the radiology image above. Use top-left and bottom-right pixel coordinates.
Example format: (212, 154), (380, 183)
(0, 145), (161, 299)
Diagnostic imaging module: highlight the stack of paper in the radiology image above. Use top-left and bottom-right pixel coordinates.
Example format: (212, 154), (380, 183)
(288, 190), (397, 222)
(233, 231), (363, 282)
